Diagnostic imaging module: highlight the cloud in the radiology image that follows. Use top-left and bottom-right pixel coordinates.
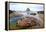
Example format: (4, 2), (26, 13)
(10, 3), (43, 11)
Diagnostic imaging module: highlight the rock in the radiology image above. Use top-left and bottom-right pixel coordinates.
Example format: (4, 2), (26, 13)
(17, 17), (37, 28)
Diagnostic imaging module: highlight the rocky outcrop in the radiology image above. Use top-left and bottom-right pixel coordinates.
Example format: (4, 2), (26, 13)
(16, 15), (44, 29)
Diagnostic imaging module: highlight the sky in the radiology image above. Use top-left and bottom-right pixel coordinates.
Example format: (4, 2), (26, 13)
(10, 3), (43, 11)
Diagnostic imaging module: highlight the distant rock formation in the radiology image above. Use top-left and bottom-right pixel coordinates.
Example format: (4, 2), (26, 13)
(26, 8), (30, 15)
(9, 10), (16, 14)
(26, 8), (30, 11)
(37, 11), (44, 14)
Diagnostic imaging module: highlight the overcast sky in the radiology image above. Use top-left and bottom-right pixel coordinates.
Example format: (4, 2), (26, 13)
(10, 3), (43, 11)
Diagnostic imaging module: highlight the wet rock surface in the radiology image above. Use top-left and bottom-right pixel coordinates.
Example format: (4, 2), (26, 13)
(9, 13), (44, 29)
